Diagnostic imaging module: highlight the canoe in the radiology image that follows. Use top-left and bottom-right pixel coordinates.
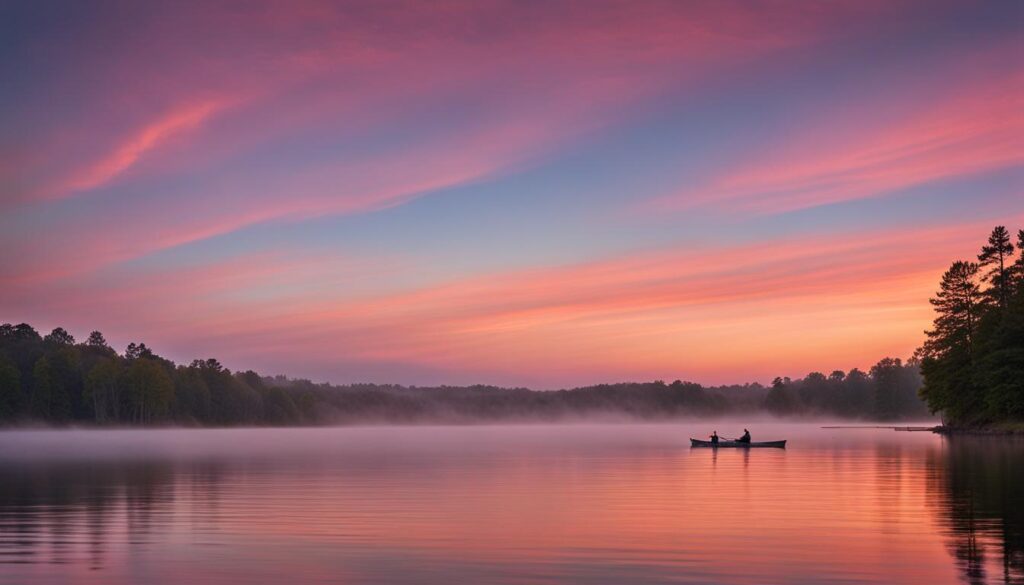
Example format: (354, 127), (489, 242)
(690, 438), (786, 448)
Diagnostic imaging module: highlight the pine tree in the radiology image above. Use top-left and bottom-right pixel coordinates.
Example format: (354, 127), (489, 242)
(922, 261), (984, 357)
(918, 261), (984, 423)
(86, 331), (109, 348)
(977, 226), (1015, 309)
(1014, 229), (1024, 289)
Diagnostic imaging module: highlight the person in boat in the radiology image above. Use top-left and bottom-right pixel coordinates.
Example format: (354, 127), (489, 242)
(738, 429), (751, 443)
(709, 431), (719, 445)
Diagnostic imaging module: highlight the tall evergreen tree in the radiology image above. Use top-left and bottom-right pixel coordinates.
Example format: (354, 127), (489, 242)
(918, 261), (984, 423)
(923, 261), (984, 356)
(978, 226), (1015, 309)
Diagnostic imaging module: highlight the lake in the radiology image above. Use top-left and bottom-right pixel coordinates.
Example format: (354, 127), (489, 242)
(0, 423), (1020, 584)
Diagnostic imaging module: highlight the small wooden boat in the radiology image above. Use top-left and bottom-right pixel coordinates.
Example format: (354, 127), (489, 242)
(690, 438), (787, 448)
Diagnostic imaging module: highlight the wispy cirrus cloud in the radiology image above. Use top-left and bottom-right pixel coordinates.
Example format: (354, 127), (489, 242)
(3, 0), (899, 207)
(650, 49), (1024, 215)
(0, 90), (635, 288)
(53, 99), (231, 198)
(4, 0), (890, 285)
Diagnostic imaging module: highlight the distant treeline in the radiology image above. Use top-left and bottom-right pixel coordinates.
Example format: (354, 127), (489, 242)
(917, 225), (1024, 428)
(0, 322), (930, 426)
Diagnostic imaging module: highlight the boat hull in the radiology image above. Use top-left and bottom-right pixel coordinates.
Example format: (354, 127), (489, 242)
(690, 438), (786, 448)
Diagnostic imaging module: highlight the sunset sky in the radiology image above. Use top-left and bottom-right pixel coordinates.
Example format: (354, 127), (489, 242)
(2, 1), (1022, 388)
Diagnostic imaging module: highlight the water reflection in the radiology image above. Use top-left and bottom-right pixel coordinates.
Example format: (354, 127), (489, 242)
(928, 437), (1024, 585)
(0, 461), (211, 571)
(0, 425), (1019, 585)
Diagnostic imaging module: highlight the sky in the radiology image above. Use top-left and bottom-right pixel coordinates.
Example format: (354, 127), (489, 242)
(1, 0), (1022, 388)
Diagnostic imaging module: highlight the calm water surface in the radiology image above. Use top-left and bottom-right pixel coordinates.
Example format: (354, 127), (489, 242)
(0, 423), (1021, 585)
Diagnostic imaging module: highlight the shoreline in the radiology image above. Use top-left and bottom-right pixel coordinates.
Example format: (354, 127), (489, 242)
(933, 423), (1024, 436)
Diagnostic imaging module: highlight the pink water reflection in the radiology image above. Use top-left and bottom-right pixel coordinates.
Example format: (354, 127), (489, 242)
(0, 424), (1017, 584)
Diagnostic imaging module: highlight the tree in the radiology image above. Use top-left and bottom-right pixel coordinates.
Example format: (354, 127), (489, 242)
(86, 331), (109, 349)
(192, 358), (223, 373)
(1014, 229), (1024, 287)
(44, 327), (75, 346)
(971, 265), (1024, 421)
(296, 390), (319, 422)
(764, 377), (797, 415)
(125, 342), (154, 361)
(85, 358), (123, 423)
(0, 357), (23, 420)
(12, 324), (41, 342)
(172, 365), (212, 424)
(843, 368), (872, 416)
(124, 358), (173, 423)
(922, 261), (984, 358)
(191, 358), (242, 424)
(264, 387), (300, 425)
(229, 377), (264, 425)
(870, 357), (903, 420)
(31, 356), (72, 421)
(917, 261), (986, 424)
(798, 372), (829, 412)
(978, 226), (1015, 309)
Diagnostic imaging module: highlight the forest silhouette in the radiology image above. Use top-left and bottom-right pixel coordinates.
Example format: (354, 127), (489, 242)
(0, 324), (927, 426)
(917, 225), (1024, 429)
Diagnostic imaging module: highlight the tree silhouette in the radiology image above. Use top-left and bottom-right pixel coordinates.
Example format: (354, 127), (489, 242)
(978, 226), (1015, 309)
(0, 357), (22, 420)
(918, 226), (1024, 426)
(86, 331), (109, 348)
(1015, 229), (1024, 286)
(44, 327), (75, 346)
(85, 358), (122, 423)
(124, 359), (173, 424)
(924, 261), (984, 357)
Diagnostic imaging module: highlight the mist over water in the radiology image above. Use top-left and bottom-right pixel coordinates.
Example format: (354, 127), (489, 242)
(0, 423), (1020, 585)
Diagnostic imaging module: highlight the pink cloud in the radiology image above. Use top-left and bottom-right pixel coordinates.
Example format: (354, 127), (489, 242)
(13, 0), (889, 287)
(1, 92), (628, 289)
(54, 99), (232, 198)
(651, 46), (1024, 214)
(5, 0), (903, 207)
